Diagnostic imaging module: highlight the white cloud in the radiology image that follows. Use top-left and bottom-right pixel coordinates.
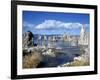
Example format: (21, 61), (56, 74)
(35, 20), (87, 30)
(23, 21), (34, 28)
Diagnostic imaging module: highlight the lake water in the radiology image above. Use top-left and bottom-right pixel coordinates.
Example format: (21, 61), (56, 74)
(34, 36), (81, 67)
(35, 40), (81, 67)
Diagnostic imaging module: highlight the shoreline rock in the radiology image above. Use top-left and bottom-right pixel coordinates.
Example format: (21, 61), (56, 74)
(58, 47), (89, 67)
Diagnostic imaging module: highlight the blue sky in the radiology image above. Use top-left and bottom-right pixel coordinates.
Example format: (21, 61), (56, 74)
(23, 11), (90, 35)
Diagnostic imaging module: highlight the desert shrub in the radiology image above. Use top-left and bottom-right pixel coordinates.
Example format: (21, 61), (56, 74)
(80, 48), (85, 55)
(67, 60), (89, 66)
(23, 52), (42, 68)
(60, 58), (89, 67)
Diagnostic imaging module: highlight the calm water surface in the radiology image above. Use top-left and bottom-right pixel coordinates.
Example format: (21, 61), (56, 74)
(35, 39), (81, 67)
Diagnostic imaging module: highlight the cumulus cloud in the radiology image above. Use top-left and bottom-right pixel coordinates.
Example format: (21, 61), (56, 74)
(35, 20), (87, 30)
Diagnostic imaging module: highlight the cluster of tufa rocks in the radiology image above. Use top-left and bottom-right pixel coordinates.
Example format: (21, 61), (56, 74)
(23, 31), (34, 49)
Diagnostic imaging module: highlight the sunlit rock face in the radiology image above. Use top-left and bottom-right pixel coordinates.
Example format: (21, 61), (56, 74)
(79, 26), (89, 45)
(23, 31), (34, 49)
(71, 37), (78, 46)
(62, 33), (71, 41)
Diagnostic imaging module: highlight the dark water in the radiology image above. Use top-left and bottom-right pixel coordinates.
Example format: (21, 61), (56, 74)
(41, 52), (76, 67)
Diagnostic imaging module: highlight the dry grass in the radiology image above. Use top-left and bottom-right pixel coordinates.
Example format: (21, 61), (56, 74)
(67, 60), (89, 66)
(23, 52), (42, 68)
(60, 58), (89, 67)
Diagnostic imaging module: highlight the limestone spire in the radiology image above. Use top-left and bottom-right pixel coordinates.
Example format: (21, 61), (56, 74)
(80, 25), (85, 35)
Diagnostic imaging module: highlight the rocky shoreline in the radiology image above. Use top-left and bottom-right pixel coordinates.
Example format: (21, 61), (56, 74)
(22, 31), (90, 68)
(23, 46), (57, 68)
(58, 47), (89, 67)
